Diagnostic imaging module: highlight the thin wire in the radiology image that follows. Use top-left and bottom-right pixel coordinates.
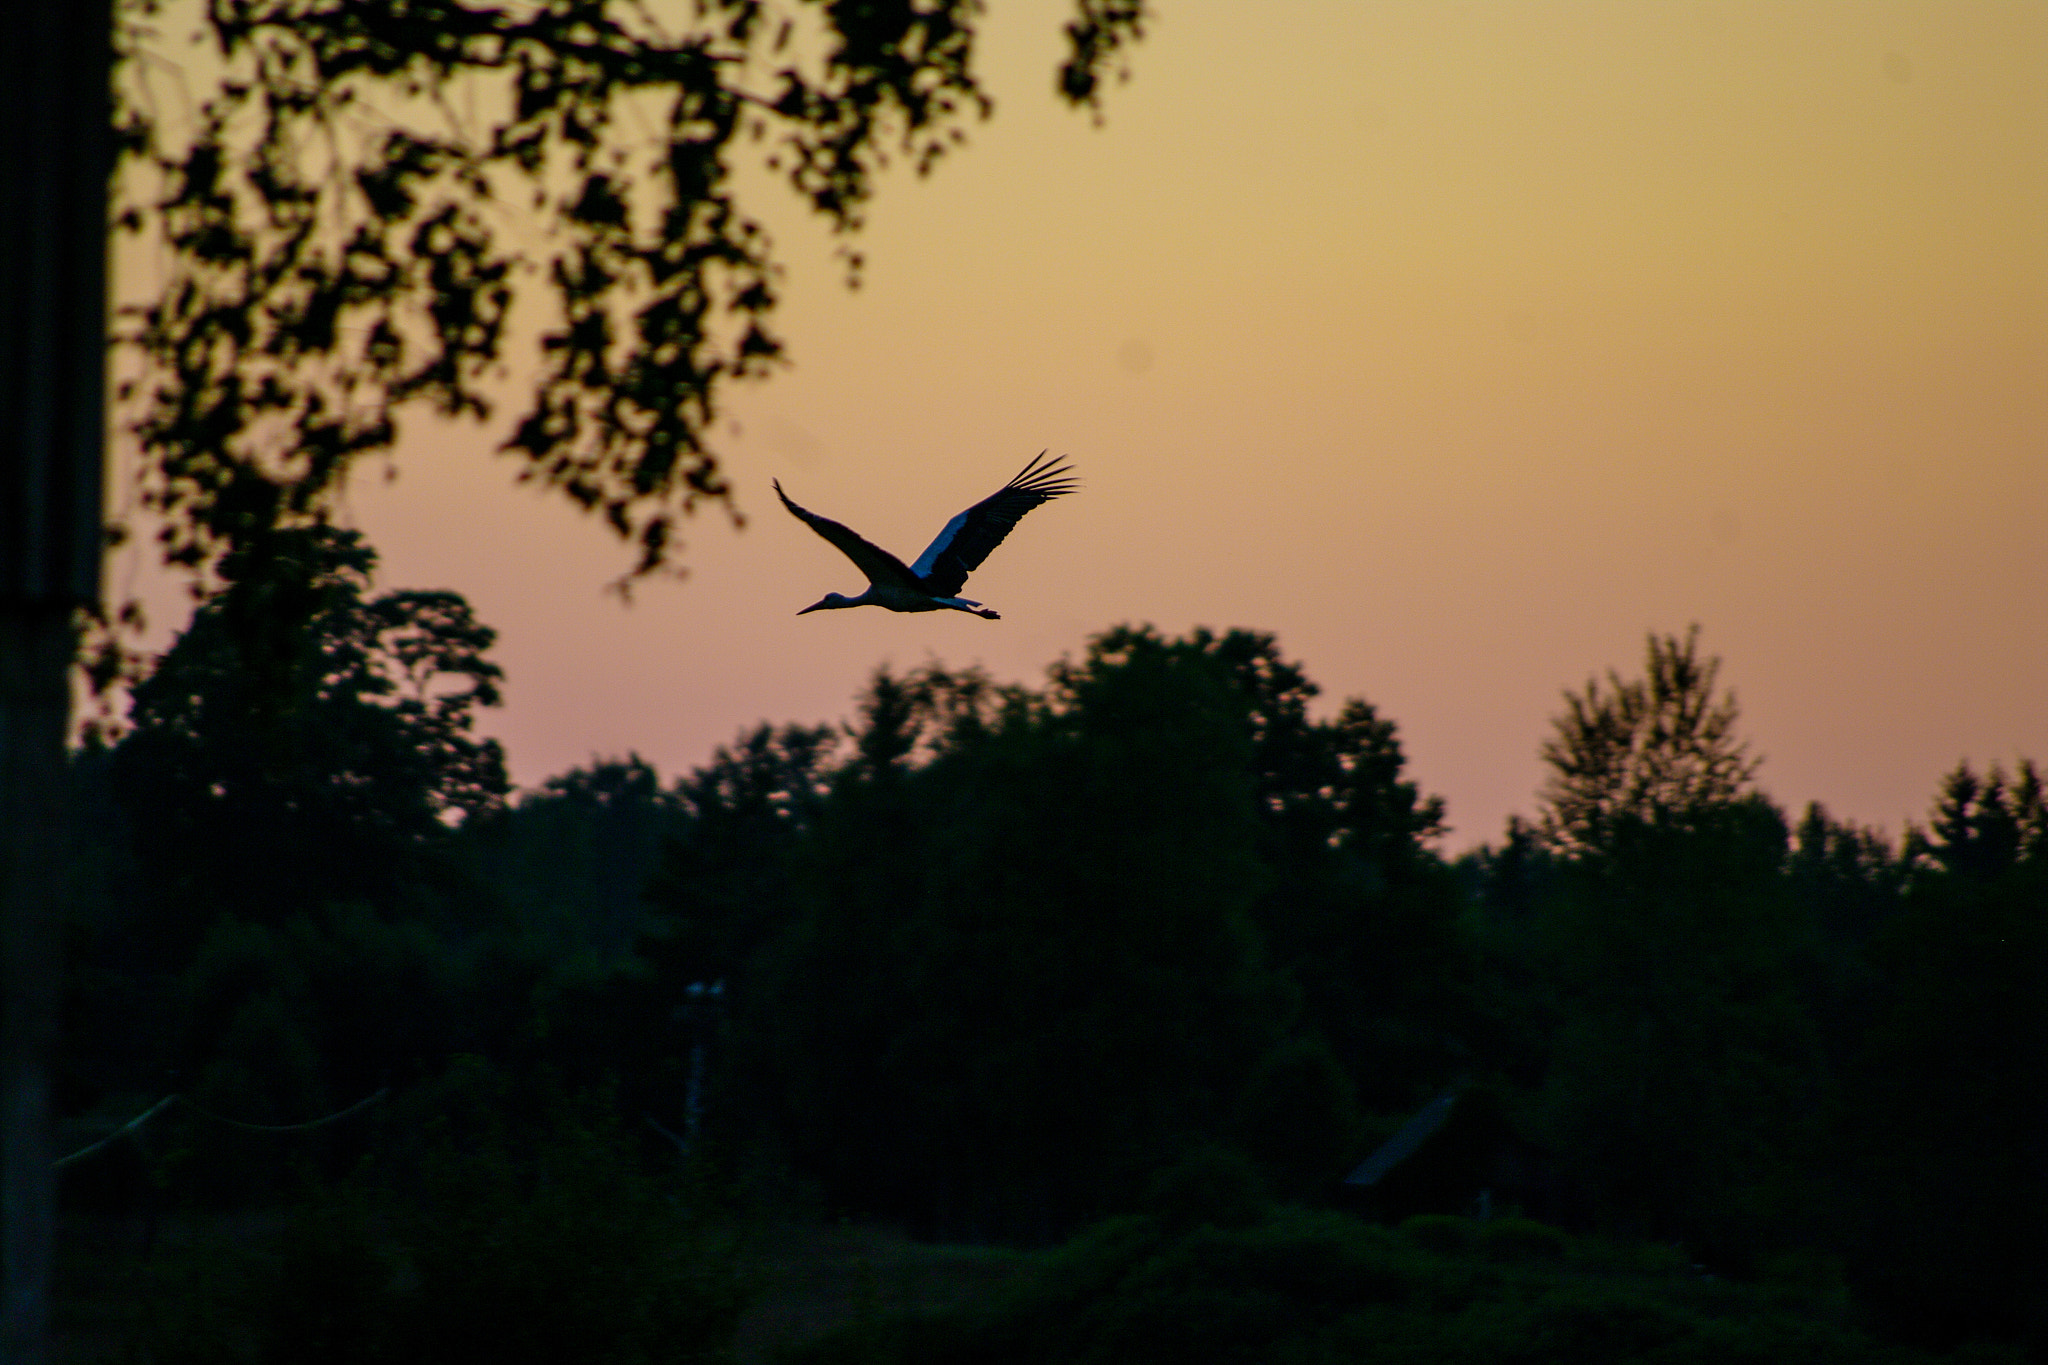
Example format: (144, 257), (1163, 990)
(52, 1095), (177, 1170)
(52, 1087), (388, 1169)
(175, 1086), (389, 1133)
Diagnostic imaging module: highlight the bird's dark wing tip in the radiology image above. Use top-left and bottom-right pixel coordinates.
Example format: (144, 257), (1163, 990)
(1007, 451), (1078, 498)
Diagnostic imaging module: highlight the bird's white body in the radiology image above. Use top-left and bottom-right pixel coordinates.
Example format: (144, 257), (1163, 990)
(777, 453), (1077, 621)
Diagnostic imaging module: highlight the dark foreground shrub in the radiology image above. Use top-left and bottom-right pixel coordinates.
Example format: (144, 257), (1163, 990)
(1479, 1215), (1570, 1263)
(781, 1206), (1956, 1365)
(129, 1070), (747, 1365)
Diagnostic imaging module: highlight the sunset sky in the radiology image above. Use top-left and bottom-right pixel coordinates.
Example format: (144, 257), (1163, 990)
(119, 0), (2048, 849)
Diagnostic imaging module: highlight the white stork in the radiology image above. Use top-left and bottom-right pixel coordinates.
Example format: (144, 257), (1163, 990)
(776, 452), (1077, 620)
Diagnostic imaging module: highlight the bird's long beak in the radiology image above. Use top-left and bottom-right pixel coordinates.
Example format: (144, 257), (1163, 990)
(796, 599), (828, 615)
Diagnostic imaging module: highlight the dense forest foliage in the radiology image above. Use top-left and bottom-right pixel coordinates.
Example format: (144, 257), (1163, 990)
(57, 530), (2045, 1361)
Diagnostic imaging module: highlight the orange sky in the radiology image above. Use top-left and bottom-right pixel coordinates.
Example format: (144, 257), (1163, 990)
(118, 0), (2048, 848)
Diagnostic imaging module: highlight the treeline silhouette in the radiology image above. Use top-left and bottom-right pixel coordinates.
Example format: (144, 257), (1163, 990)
(58, 528), (2045, 1362)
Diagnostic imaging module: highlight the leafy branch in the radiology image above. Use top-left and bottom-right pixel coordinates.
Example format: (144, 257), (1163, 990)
(112, 0), (1145, 583)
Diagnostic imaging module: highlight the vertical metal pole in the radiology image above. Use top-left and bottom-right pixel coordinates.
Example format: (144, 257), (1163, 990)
(0, 1), (110, 1359)
(0, 612), (75, 1365)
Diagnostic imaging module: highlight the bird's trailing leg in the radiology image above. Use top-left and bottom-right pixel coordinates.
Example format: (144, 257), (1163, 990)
(935, 597), (1000, 619)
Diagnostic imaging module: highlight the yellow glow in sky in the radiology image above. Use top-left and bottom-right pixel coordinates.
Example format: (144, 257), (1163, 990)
(123, 1), (2048, 846)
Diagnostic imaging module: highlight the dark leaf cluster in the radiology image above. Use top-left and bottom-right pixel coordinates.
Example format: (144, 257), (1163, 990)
(112, 0), (1143, 581)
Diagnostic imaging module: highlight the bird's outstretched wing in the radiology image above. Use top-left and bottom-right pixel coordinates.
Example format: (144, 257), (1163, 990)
(910, 452), (1078, 598)
(774, 480), (925, 591)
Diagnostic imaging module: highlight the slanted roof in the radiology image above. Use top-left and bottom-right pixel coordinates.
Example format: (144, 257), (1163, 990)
(1343, 1088), (1460, 1187)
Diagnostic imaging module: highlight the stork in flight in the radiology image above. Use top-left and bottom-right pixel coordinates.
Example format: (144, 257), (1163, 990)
(776, 452), (1077, 620)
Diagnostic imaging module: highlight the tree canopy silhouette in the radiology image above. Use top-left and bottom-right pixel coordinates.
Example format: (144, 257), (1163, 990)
(108, 524), (507, 941)
(1840, 758), (2048, 1349)
(1522, 630), (1822, 1258)
(58, 605), (2048, 1358)
(650, 627), (1463, 1239)
(1538, 625), (1758, 855)
(112, 0), (1146, 579)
